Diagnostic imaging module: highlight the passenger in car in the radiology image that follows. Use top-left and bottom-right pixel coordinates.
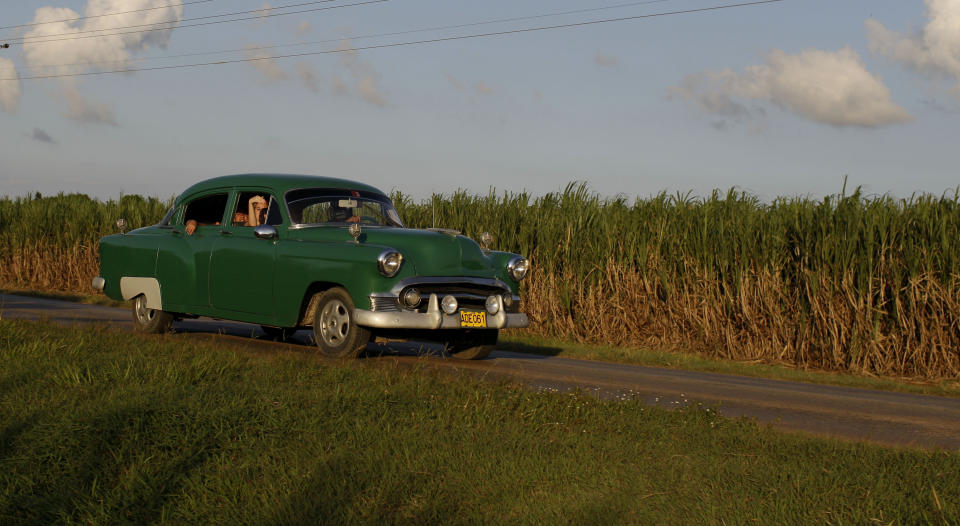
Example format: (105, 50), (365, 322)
(247, 195), (268, 227)
(185, 219), (221, 235)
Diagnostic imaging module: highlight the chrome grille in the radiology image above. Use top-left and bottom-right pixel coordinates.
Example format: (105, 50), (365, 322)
(369, 296), (400, 312)
(400, 280), (512, 313)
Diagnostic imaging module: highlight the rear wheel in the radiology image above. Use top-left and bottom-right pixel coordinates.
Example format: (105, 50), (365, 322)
(131, 294), (173, 334)
(447, 330), (498, 360)
(312, 288), (370, 358)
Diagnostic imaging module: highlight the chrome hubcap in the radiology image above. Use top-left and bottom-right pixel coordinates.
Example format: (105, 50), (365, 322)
(135, 296), (156, 323)
(318, 299), (350, 347)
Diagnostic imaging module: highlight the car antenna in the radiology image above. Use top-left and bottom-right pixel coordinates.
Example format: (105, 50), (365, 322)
(432, 195), (436, 229)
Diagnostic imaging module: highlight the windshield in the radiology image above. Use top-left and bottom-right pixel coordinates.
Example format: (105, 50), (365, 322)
(286, 188), (404, 227)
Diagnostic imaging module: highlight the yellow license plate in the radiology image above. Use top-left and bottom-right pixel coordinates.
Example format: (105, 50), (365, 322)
(459, 310), (487, 328)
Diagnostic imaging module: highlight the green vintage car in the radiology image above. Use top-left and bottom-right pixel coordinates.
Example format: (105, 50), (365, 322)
(94, 174), (530, 359)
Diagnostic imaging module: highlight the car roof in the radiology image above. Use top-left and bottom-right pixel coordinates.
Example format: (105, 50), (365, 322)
(176, 174), (387, 203)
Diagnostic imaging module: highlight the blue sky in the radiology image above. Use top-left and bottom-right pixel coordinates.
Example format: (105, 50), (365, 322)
(0, 0), (957, 201)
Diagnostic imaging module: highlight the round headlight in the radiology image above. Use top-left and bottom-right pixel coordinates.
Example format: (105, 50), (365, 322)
(507, 256), (530, 282)
(377, 250), (404, 277)
(441, 295), (458, 315)
(401, 288), (421, 309)
(485, 295), (501, 315)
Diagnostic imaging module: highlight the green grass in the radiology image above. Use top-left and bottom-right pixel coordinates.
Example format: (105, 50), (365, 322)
(1, 320), (958, 525)
(4, 287), (959, 399)
(499, 332), (960, 399)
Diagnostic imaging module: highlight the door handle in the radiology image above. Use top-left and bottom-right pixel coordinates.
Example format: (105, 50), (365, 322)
(219, 230), (233, 236)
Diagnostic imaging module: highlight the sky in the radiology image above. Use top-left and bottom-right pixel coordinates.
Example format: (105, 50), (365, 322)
(0, 0), (958, 202)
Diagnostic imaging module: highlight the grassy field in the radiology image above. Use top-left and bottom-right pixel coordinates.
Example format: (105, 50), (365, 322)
(3, 185), (960, 380)
(5, 286), (960, 399)
(1, 320), (958, 524)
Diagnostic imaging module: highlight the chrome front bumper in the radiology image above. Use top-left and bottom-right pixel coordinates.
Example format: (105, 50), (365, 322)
(353, 293), (529, 330)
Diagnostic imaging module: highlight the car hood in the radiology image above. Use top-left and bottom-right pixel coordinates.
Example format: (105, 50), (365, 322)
(289, 226), (496, 277)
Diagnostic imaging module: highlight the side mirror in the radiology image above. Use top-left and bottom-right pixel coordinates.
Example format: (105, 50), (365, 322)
(254, 225), (278, 240)
(116, 218), (127, 234)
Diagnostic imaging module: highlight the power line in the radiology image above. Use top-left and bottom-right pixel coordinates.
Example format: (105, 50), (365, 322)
(0, 1), (216, 32)
(2, 0), (786, 82)
(5, 0), (371, 46)
(25, 0), (683, 71)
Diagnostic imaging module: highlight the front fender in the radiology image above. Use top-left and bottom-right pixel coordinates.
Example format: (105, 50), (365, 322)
(273, 240), (412, 326)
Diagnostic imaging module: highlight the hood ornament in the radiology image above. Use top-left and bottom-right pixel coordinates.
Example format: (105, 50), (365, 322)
(116, 218), (127, 235)
(479, 232), (494, 252)
(348, 222), (362, 243)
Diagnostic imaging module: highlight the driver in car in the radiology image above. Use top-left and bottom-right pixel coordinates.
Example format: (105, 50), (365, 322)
(330, 203), (361, 223)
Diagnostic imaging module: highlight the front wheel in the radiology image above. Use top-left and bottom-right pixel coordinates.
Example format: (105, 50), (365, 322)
(447, 330), (498, 360)
(311, 288), (371, 358)
(131, 294), (173, 334)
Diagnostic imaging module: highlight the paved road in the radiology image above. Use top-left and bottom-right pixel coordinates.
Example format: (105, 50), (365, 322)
(3, 293), (960, 450)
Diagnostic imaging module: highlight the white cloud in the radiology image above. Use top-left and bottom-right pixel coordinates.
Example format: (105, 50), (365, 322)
(671, 47), (910, 128)
(245, 45), (286, 82)
(595, 54), (619, 67)
(867, 0), (960, 98)
(255, 3), (273, 24)
(444, 73), (464, 91)
(62, 81), (117, 125)
(296, 21), (313, 36)
(445, 73), (495, 97)
(22, 1), (184, 124)
(0, 58), (19, 112)
(356, 76), (385, 106)
(474, 81), (493, 95)
(239, 40), (388, 106)
(332, 75), (347, 95)
(336, 39), (385, 106)
(296, 61), (321, 93)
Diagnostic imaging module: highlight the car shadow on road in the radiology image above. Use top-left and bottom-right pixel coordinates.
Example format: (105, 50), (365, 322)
(169, 320), (562, 361)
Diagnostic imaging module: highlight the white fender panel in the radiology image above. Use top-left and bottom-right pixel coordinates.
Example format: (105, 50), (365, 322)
(120, 277), (162, 310)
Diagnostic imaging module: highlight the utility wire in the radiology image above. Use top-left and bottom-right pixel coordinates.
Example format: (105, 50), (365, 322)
(2, 0), (786, 82)
(5, 0), (367, 46)
(0, 1), (216, 32)
(25, 0), (683, 71)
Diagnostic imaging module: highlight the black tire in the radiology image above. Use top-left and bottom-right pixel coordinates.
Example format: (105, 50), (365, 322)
(131, 294), (173, 334)
(261, 326), (296, 342)
(447, 330), (498, 360)
(311, 288), (371, 358)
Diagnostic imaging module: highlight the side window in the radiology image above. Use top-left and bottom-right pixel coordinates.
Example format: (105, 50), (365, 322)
(232, 191), (280, 227)
(184, 194), (228, 226)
